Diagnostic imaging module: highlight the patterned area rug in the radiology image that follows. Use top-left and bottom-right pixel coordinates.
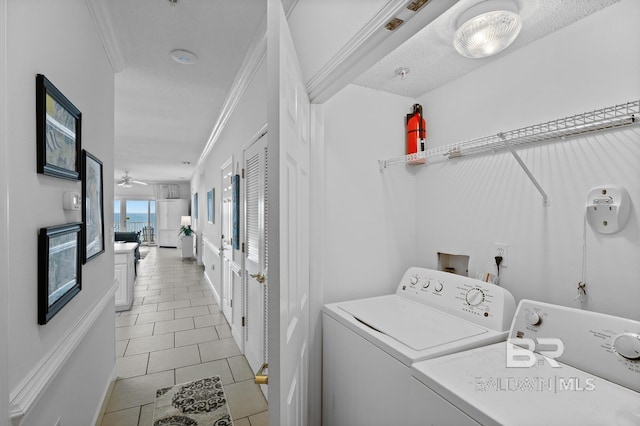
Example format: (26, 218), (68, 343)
(153, 376), (234, 426)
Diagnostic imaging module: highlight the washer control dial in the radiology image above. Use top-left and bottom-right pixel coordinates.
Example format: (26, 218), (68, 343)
(434, 281), (444, 292)
(465, 288), (485, 306)
(613, 333), (640, 360)
(409, 275), (419, 286)
(525, 312), (541, 326)
(421, 280), (431, 290)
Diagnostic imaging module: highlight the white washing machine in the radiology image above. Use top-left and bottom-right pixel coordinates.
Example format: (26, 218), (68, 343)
(412, 299), (640, 425)
(322, 267), (516, 426)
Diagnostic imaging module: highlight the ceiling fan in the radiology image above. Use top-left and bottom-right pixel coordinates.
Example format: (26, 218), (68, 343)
(118, 171), (148, 187)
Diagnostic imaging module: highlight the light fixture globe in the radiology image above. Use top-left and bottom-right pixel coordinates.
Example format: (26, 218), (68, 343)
(453, 0), (522, 59)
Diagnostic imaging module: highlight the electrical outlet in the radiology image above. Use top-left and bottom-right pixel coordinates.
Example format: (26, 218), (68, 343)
(495, 243), (508, 267)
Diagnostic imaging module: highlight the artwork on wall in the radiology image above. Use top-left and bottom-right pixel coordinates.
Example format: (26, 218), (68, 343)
(232, 174), (240, 250)
(82, 150), (104, 263)
(193, 193), (198, 220)
(38, 223), (82, 324)
(207, 189), (215, 224)
(36, 74), (82, 181)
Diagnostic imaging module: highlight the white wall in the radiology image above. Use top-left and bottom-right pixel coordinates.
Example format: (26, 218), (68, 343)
(319, 1), (640, 323)
(6, 0), (116, 423)
(414, 0), (640, 320)
(321, 85), (417, 304)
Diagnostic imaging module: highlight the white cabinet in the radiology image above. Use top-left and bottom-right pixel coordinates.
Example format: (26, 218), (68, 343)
(180, 235), (195, 260)
(156, 199), (188, 247)
(114, 242), (137, 311)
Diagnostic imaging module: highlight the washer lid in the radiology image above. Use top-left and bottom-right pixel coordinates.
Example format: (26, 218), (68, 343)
(412, 343), (640, 426)
(338, 295), (486, 351)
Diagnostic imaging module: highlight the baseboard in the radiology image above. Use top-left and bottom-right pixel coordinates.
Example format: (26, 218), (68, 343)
(9, 280), (118, 422)
(204, 271), (221, 306)
(92, 365), (117, 426)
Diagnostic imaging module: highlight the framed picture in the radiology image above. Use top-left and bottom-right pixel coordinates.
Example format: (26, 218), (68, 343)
(232, 174), (240, 250)
(82, 150), (104, 263)
(207, 189), (214, 224)
(38, 223), (82, 325)
(193, 193), (198, 220)
(36, 74), (82, 181)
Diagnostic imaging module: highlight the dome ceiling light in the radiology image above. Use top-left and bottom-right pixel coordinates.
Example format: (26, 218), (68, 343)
(170, 49), (198, 65)
(453, 0), (522, 59)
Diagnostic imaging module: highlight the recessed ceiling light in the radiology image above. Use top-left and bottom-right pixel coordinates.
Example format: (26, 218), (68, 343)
(170, 49), (198, 65)
(182, 161), (191, 165)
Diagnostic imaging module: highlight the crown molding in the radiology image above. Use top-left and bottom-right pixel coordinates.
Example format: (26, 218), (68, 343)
(194, 17), (267, 178)
(306, 0), (457, 103)
(85, 0), (127, 73)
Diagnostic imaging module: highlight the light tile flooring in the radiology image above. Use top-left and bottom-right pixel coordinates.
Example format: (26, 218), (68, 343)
(98, 246), (268, 426)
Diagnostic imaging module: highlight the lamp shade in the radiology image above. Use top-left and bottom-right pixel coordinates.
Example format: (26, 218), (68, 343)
(454, 0), (522, 59)
(180, 216), (192, 226)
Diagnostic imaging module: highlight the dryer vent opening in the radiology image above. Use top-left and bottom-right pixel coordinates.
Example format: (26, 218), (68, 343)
(437, 252), (469, 277)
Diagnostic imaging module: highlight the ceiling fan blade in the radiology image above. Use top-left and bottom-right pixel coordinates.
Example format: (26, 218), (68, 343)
(131, 180), (148, 186)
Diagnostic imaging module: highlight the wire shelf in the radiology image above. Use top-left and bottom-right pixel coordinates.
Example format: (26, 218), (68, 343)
(379, 99), (639, 170)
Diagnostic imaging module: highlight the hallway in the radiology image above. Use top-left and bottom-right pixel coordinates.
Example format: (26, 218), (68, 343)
(98, 247), (268, 426)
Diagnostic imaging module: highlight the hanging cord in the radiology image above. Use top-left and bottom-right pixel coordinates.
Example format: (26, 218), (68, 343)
(575, 214), (588, 304)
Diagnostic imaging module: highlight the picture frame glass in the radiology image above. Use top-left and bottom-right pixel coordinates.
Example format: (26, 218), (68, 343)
(207, 189), (214, 224)
(83, 151), (105, 262)
(48, 231), (79, 307)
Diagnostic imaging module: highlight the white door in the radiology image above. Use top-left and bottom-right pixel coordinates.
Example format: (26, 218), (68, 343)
(220, 160), (234, 322)
(267, 0), (311, 424)
(243, 134), (268, 399)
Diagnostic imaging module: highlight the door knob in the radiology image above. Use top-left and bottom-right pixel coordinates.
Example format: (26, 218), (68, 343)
(250, 273), (266, 284)
(254, 363), (268, 385)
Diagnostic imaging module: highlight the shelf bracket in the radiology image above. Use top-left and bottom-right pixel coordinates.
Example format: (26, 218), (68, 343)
(501, 134), (549, 207)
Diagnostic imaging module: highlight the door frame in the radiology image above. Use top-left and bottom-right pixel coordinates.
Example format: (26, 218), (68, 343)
(0, 0), (9, 421)
(219, 157), (234, 324)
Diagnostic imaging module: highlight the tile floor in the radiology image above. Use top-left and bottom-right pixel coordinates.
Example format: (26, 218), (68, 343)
(98, 246), (268, 426)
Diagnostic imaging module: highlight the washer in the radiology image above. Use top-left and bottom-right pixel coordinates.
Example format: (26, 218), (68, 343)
(412, 299), (640, 425)
(322, 267), (516, 426)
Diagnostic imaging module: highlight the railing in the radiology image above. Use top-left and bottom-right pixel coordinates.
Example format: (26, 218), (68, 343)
(113, 222), (156, 244)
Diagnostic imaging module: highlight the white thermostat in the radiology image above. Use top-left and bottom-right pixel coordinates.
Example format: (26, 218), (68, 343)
(586, 185), (630, 234)
(63, 191), (82, 211)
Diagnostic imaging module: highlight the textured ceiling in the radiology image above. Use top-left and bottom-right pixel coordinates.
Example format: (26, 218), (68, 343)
(108, 0), (267, 184)
(354, 0), (621, 99)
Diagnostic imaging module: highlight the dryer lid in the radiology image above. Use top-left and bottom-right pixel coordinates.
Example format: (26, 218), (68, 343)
(338, 296), (487, 351)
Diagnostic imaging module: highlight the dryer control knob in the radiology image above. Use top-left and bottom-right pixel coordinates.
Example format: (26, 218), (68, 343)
(613, 333), (640, 360)
(409, 275), (419, 286)
(525, 312), (541, 326)
(434, 281), (444, 292)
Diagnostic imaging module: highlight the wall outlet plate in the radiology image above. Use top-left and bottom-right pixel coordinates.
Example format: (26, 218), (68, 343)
(495, 243), (508, 267)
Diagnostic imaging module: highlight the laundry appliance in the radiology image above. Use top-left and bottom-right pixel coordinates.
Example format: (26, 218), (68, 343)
(411, 299), (640, 425)
(322, 267), (516, 426)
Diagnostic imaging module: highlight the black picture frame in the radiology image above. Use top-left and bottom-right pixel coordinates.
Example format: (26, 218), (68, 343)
(38, 223), (82, 325)
(36, 74), (82, 181)
(82, 150), (105, 263)
(232, 174), (240, 250)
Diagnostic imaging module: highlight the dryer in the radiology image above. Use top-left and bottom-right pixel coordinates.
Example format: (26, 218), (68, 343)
(322, 267), (516, 426)
(411, 299), (640, 425)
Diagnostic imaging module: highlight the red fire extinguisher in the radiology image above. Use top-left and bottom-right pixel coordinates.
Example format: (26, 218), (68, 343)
(406, 103), (426, 163)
